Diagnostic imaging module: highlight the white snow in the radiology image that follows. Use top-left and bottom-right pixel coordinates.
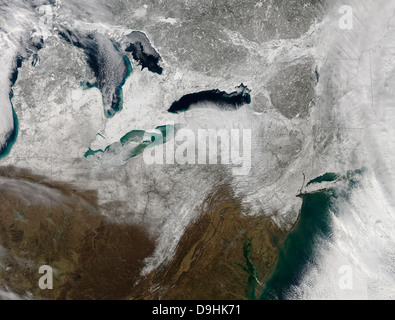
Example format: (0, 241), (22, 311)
(285, 0), (395, 300)
(0, 0), (393, 300)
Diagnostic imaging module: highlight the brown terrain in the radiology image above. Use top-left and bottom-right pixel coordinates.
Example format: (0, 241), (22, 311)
(0, 166), (286, 300)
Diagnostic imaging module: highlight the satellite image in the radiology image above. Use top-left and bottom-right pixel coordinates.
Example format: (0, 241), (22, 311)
(0, 0), (394, 301)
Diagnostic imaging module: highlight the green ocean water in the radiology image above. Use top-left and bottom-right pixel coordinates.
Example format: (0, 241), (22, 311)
(260, 190), (335, 300)
(258, 170), (362, 300)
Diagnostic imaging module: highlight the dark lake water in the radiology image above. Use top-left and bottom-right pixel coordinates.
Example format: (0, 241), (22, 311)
(124, 31), (163, 75)
(59, 29), (133, 118)
(168, 84), (251, 114)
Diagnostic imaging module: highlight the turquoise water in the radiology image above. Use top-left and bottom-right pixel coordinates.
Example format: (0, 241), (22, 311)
(0, 94), (19, 160)
(0, 56), (22, 160)
(81, 53), (133, 118)
(84, 124), (177, 163)
(260, 170), (362, 300)
(107, 54), (133, 116)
